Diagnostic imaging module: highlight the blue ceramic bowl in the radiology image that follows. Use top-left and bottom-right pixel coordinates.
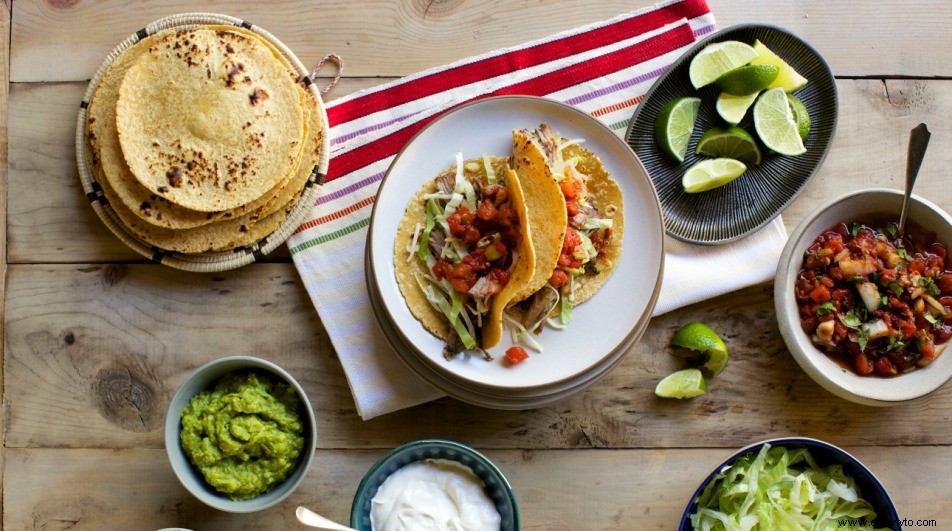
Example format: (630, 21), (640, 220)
(351, 439), (519, 530)
(679, 437), (900, 530)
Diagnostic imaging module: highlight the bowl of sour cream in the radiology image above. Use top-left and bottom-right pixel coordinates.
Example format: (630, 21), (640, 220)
(351, 439), (518, 531)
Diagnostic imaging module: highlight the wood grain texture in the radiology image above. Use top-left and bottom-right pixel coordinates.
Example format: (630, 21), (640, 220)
(0, 0), (11, 522)
(5, 446), (948, 530)
(6, 263), (952, 450)
(11, 0), (952, 82)
(8, 79), (950, 263)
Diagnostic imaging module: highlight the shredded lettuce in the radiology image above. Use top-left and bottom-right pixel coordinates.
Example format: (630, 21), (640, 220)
(482, 154), (496, 183)
(418, 200), (438, 261)
(420, 282), (477, 350)
(581, 217), (613, 230)
(559, 292), (573, 325)
(690, 444), (889, 531)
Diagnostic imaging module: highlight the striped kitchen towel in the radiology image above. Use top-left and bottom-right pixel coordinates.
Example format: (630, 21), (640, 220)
(289, 0), (788, 419)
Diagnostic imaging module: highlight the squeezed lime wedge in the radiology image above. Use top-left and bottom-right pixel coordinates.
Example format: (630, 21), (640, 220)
(672, 322), (729, 375)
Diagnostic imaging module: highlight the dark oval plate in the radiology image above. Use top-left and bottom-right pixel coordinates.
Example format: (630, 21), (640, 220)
(625, 24), (837, 245)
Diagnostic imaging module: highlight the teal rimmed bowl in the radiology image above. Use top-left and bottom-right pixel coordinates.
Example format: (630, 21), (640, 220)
(350, 439), (518, 530)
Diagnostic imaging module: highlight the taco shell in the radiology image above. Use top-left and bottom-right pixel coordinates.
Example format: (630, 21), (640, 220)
(510, 130), (624, 307)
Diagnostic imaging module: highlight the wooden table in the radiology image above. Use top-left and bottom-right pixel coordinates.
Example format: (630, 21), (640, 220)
(3, 1), (950, 528)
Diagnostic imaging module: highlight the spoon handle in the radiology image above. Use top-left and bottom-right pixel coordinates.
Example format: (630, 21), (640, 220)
(295, 506), (357, 531)
(900, 123), (931, 233)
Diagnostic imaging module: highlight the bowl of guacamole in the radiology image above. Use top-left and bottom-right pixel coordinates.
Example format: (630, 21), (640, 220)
(165, 356), (316, 513)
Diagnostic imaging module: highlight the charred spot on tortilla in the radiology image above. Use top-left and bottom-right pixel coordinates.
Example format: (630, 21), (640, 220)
(393, 155), (537, 356)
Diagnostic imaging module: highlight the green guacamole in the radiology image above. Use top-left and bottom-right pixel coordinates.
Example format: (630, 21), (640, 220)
(180, 371), (306, 500)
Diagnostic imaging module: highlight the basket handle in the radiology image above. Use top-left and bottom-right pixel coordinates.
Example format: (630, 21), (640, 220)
(311, 53), (343, 95)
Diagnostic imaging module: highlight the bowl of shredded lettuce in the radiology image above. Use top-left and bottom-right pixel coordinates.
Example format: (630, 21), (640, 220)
(680, 438), (900, 530)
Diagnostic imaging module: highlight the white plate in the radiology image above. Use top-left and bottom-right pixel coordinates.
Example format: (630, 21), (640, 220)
(368, 96), (664, 390)
(366, 250), (645, 405)
(367, 261), (639, 408)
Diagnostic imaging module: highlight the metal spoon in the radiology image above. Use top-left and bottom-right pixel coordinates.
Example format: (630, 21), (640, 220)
(899, 123), (931, 234)
(295, 506), (357, 531)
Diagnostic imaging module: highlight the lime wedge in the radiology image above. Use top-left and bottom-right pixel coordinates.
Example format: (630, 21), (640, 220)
(655, 368), (707, 398)
(751, 39), (808, 92)
(695, 127), (762, 166)
(716, 91), (759, 125)
(714, 64), (779, 96)
(753, 87), (806, 156)
(689, 41), (759, 89)
(655, 97), (701, 163)
(672, 322), (729, 375)
(682, 158), (746, 193)
(787, 94), (811, 141)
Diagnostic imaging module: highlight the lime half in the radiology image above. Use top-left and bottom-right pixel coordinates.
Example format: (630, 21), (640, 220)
(689, 41), (759, 89)
(787, 94), (811, 141)
(655, 97), (701, 163)
(655, 368), (707, 398)
(672, 322), (729, 375)
(695, 127), (762, 166)
(753, 87), (806, 156)
(716, 91), (759, 125)
(714, 64), (779, 96)
(682, 158), (747, 193)
(751, 39), (808, 92)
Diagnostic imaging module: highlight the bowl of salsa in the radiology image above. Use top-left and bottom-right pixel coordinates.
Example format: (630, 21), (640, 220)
(776, 188), (952, 405)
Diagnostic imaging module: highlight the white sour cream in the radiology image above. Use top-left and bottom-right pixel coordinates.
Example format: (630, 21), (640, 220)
(370, 459), (502, 531)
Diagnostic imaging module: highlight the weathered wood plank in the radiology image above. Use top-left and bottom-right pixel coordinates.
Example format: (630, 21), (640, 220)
(5, 78), (389, 263)
(6, 446), (947, 529)
(8, 79), (951, 263)
(11, 0), (952, 82)
(6, 263), (952, 450)
(0, 0), (11, 522)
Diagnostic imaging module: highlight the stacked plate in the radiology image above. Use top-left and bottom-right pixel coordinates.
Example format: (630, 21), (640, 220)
(76, 14), (328, 272)
(365, 96), (666, 408)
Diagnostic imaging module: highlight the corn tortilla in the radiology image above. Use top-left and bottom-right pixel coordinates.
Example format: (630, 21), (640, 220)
(115, 28), (306, 212)
(87, 88), (323, 254)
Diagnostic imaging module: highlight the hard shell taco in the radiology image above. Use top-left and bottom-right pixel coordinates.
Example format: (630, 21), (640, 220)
(394, 154), (536, 359)
(508, 124), (624, 345)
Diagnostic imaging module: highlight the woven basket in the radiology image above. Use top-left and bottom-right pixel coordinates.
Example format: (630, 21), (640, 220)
(75, 13), (329, 272)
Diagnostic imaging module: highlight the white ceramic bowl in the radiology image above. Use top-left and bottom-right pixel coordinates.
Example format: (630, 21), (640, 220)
(776, 188), (952, 405)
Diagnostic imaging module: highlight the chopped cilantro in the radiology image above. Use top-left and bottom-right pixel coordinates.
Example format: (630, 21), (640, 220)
(817, 301), (836, 315)
(880, 295), (889, 307)
(887, 336), (906, 352)
(919, 276), (942, 297)
(841, 311), (863, 328)
(847, 276), (864, 283)
(850, 222), (863, 238)
(886, 223), (898, 239)
(858, 329), (871, 351)
(897, 245), (908, 260)
(888, 282), (903, 297)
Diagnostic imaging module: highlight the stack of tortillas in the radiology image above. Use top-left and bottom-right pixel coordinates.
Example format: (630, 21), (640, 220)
(79, 16), (327, 269)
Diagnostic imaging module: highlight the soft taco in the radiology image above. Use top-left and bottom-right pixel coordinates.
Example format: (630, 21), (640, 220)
(394, 154), (536, 359)
(508, 124), (624, 346)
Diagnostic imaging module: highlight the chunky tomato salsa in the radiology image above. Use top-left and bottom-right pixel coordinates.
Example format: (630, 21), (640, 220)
(795, 220), (952, 377)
